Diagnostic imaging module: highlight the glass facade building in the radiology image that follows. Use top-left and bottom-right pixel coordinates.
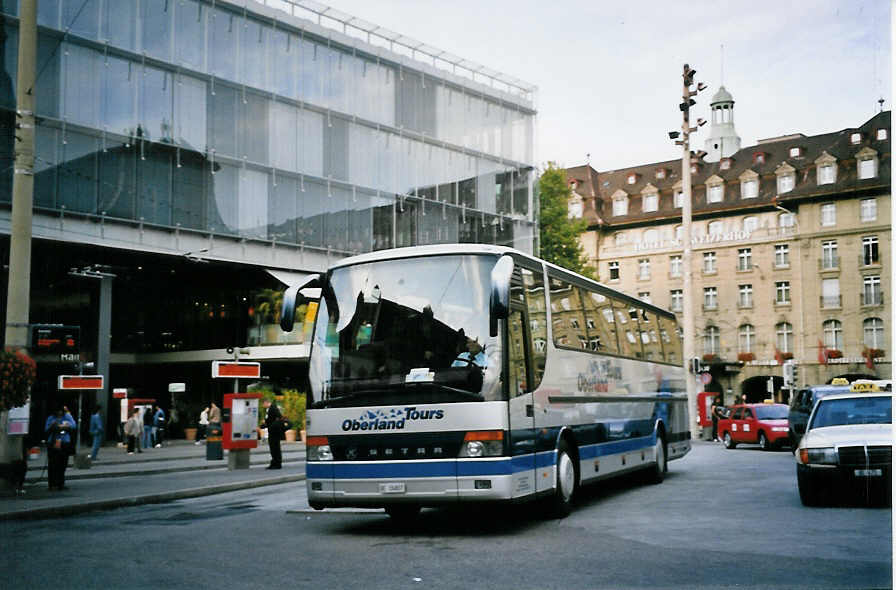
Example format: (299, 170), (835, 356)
(0, 0), (537, 256)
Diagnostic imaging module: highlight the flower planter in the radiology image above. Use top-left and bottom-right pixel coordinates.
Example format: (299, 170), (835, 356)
(284, 429), (297, 443)
(184, 427), (198, 441)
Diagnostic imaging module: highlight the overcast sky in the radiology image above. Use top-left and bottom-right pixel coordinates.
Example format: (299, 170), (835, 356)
(322, 0), (891, 172)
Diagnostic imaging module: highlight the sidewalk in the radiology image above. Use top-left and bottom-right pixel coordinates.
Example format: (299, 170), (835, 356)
(1, 439), (306, 521)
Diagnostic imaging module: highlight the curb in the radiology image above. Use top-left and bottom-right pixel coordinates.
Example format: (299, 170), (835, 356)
(1, 474), (306, 521)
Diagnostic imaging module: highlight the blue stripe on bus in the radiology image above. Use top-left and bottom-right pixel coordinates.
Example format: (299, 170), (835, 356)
(578, 434), (656, 461)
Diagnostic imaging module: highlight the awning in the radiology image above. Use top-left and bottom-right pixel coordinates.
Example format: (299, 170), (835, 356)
(265, 268), (311, 287)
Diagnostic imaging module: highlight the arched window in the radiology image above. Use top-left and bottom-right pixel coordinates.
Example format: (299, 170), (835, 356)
(776, 322), (793, 353)
(742, 216), (759, 233)
(822, 319), (843, 350)
(708, 220), (724, 236)
(643, 229), (659, 244)
(674, 225), (683, 241)
(738, 324), (755, 353)
(864, 317), (885, 349)
(703, 326), (720, 355)
(778, 212), (795, 228)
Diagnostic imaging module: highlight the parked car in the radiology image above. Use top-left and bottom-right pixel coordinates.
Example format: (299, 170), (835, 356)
(788, 384), (851, 446)
(795, 391), (892, 506)
(718, 402), (790, 450)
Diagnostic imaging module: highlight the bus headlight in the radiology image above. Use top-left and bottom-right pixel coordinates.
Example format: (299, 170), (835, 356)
(799, 447), (837, 465)
(307, 436), (333, 461)
(458, 431), (504, 458)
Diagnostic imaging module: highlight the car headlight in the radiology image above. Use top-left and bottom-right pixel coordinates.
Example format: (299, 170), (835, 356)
(799, 447), (837, 465)
(306, 436), (333, 461)
(772, 427), (788, 432)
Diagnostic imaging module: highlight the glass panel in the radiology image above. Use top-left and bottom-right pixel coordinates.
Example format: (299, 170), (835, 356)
(268, 174), (297, 243)
(323, 116), (348, 182)
(579, 288), (619, 354)
(98, 140), (136, 220)
(348, 122), (375, 188)
(58, 131), (98, 213)
(238, 167), (268, 239)
(296, 176), (324, 248)
(548, 275), (584, 349)
(299, 107), (323, 177)
(239, 16), (267, 91)
(172, 147), (206, 229)
(0, 0), (14, 15)
(323, 185), (349, 251)
(270, 27), (298, 99)
(38, 0), (60, 29)
(35, 33), (60, 118)
(0, 25), (14, 111)
(208, 83), (236, 157)
(174, 0), (204, 70)
(175, 74), (206, 151)
(102, 56), (137, 137)
(139, 65), (173, 143)
(103, 0), (137, 52)
(210, 7), (236, 82)
(300, 36), (322, 106)
(63, 43), (100, 128)
(137, 142), (171, 225)
(208, 161), (238, 235)
(269, 101), (297, 172)
(141, 0), (172, 62)
(34, 125), (58, 208)
(238, 91), (268, 164)
(64, 0), (99, 41)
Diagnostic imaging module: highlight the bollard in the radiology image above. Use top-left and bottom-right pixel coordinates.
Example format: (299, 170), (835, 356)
(206, 424), (223, 460)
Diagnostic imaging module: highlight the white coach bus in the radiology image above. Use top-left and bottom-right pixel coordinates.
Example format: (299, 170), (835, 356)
(280, 244), (690, 520)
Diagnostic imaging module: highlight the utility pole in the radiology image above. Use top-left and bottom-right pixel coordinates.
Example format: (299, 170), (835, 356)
(1, 0), (36, 469)
(671, 64), (706, 441)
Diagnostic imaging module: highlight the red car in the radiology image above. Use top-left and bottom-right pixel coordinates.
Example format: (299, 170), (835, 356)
(718, 403), (790, 451)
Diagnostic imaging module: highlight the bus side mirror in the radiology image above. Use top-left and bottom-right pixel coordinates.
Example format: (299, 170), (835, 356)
(489, 255), (514, 337)
(280, 274), (323, 333)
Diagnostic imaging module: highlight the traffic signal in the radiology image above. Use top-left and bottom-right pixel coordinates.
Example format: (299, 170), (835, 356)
(683, 65), (696, 87)
(791, 362), (799, 387)
(783, 362), (798, 387)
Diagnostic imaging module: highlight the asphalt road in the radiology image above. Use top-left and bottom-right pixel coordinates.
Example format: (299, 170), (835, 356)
(4, 441), (891, 589)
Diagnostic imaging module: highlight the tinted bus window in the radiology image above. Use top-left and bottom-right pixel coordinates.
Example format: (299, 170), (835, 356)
(578, 287), (619, 355)
(521, 266), (547, 389)
(657, 314), (681, 363)
(549, 276), (585, 349)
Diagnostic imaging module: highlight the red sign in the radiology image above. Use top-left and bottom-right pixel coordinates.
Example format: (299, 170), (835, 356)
(58, 375), (105, 390)
(212, 361), (261, 379)
(112, 388), (128, 399)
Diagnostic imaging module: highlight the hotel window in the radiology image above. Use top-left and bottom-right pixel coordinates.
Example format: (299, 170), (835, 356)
(669, 255), (682, 277)
(820, 203), (836, 226)
(673, 190), (683, 208)
(643, 229), (659, 245)
(740, 178), (758, 199)
(674, 225), (684, 242)
(614, 232), (627, 246)
(642, 192), (658, 212)
(850, 132), (862, 145)
(776, 322), (794, 353)
(753, 153), (765, 164)
(742, 216), (759, 233)
(858, 157), (878, 179)
(738, 284), (753, 308)
(737, 248), (752, 271)
(627, 173), (638, 185)
(703, 251), (717, 273)
(822, 320), (843, 350)
(703, 287), (718, 310)
(707, 183), (724, 203)
(864, 317), (884, 348)
(817, 163), (836, 185)
(703, 326), (720, 355)
(862, 236), (879, 265)
(821, 240), (838, 269)
(775, 281), (791, 304)
(778, 212), (796, 228)
(568, 199), (583, 218)
(789, 147), (802, 158)
(708, 220), (724, 236)
(608, 261), (620, 280)
(655, 168), (666, 179)
(670, 289), (683, 311)
(738, 324), (755, 353)
(638, 259), (650, 280)
(860, 198), (877, 222)
(821, 278), (840, 308)
(777, 173), (795, 194)
(612, 196), (629, 216)
(774, 244), (789, 267)
(863, 275), (881, 305)
(876, 129), (887, 140)
(638, 292), (651, 303)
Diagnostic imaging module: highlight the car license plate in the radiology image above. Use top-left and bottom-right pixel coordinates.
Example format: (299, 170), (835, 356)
(854, 469), (883, 477)
(379, 482), (406, 494)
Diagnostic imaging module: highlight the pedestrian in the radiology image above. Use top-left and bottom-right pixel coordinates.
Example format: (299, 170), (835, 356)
(89, 407), (104, 460)
(710, 395), (724, 442)
(45, 406), (77, 490)
(195, 406), (209, 445)
(153, 405), (166, 448)
(124, 408), (142, 454)
(208, 401), (221, 425)
(142, 405), (154, 449)
(261, 399), (285, 469)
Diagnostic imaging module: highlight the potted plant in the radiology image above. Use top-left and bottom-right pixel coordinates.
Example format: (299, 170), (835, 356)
(0, 348), (36, 411)
(737, 352), (755, 363)
(702, 353), (717, 362)
(825, 349), (843, 360)
(280, 389), (307, 443)
(863, 348), (885, 360)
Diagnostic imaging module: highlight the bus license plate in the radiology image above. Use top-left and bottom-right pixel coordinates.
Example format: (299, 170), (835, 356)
(854, 469), (883, 477)
(380, 482), (406, 494)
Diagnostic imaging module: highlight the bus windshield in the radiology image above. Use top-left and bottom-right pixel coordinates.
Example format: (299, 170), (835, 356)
(308, 254), (503, 407)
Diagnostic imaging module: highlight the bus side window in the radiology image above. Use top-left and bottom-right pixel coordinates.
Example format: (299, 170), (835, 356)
(548, 275), (585, 350)
(639, 309), (663, 361)
(657, 315), (681, 364)
(578, 287), (619, 355)
(507, 308), (530, 397)
(520, 266), (546, 390)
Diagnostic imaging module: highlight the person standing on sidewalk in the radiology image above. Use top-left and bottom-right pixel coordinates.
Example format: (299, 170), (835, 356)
(89, 407), (104, 460)
(142, 406), (154, 449)
(153, 405), (166, 448)
(261, 399), (285, 469)
(195, 406), (209, 445)
(45, 407), (76, 490)
(208, 402), (221, 426)
(124, 408), (142, 454)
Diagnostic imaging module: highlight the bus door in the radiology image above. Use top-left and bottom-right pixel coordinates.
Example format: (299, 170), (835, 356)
(507, 300), (536, 498)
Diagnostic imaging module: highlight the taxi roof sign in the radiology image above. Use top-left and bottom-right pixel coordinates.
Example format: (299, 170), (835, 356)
(830, 378), (850, 385)
(851, 382), (881, 392)
(212, 360), (261, 379)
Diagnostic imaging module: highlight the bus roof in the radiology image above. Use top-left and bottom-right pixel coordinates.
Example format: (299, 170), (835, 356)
(327, 244), (677, 319)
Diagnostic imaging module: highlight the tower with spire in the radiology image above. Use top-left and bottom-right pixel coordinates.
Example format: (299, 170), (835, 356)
(703, 86), (741, 162)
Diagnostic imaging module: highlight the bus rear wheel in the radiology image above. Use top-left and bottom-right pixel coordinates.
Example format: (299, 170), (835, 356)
(647, 434), (666, 484)
(546, 440), (576, 518)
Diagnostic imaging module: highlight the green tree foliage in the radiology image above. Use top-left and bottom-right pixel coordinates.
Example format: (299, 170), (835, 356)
(538, 163), (594, 277)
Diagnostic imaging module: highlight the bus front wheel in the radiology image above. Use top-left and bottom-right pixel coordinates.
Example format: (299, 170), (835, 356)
(546, 440), (577, 518)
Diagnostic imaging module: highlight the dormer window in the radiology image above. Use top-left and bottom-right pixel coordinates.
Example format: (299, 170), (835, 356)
(815, 151), (837, 185)
(641, 184), (658, 212)
(753, 152), (765, 165)
(690, 164), (698, 174)
(789, 147), (803, 158)
(568, 198), (583, 219)
(719, 158), (731, 170)
(739, 169), (759, 199)
(775, 162), (796, 194)
(627, 173), (638, 185)
(655, 168), (667, 180)
(706, 175), (724, 203)
(850, 132), (862, 145)
(856, 147), (879, 179)
(611, 190), (629, 216)
(569, 180), (578, 190)
(673, 189), (683, 208)
(876, 128), (887, 141)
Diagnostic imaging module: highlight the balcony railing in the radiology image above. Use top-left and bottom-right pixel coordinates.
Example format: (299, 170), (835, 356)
(820, 295), (842, 308)
(818, 256), (840, 270)
(859, 254), (881, 267)
(702, 302), (718, 311)
(861, 292), (884, 306)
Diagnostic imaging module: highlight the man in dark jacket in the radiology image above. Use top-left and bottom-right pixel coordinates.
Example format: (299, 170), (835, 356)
(262, 399), (284, 469)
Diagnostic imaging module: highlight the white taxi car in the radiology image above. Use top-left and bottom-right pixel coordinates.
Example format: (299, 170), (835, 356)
(795, 390), (892, 506)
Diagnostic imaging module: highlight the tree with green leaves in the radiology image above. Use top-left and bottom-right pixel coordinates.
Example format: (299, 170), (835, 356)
(538, 163), (594, 277)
